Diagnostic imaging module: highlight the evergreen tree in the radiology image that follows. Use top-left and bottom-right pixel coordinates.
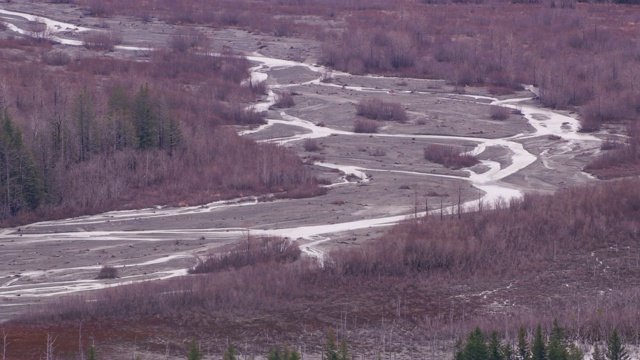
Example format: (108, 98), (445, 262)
(566, 343), (583, 360)
(107, 84), (134, 151)
(531, 325), (546, 360)
(0, 111), (44, 218)
(267, 346), (283, 360)
(338, 339), (350, 360)
(288, 348), (301, 360)
(502, 342), (514, 360)
(267, 345), (301, 360)
(324, 330), (339, 360)
(133, 84), (157, 150)
(518, 326), (530, 360)
(606, 329), (629, 360)
(464, 327), (489, 360)
(454, 338), (465, 360)
(489, 331), (504, 360)
(87, 345), (96, 360)
(73, 89), (95, 162)
(156, 99), (182, 156)
(186, 339), (202, 360)
(547, 319), (567, 360)
(223, 344), (236, 360)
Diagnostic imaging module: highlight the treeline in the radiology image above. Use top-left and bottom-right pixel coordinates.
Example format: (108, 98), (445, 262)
(0, 40), (323, 223)
(454, 321), (629, 360)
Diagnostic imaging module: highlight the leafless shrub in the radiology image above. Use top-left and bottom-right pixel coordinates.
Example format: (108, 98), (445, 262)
(273, 91), (295, 108)
(27, 20), (49, 42)
(249, 80), (268, 95)
(353, 118), (379, 133)
(189, 236), (301, 274)
(489, 105), (511, 121)
(42, 51), (71, 66)
(424, 144), (479, 169)
(84, 0), (109, 16)
(369, 147), (386, 156)
(578, 115), (601, 132)
(96, 265), (118, 279)
(320, 70), (333, 83)
(168, 28), (209, 52)
(273, 19), (293, 37)
(356, 98), (407, 122)
(600, 138), (623, 150)
(303, 138), (321, 152)
(82, 31), (122, 51)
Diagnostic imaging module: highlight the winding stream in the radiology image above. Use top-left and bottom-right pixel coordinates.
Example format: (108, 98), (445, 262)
(0, 9), (602, 311)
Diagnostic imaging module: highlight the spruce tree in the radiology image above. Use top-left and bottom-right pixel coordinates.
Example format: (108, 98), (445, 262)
(566, 343), (583, 360)
(73, 89), (95, 162)
(87, 345), (96, 360)
(107, 84), (134, 151)
(267, 346), (282, 360)
(268, 345), (300, 360)
(518, 326), (531, 360)
(488, 331), (504, 360)
(133, 84), (157, 150)
(531, 325), (546, 360)
(0, 111), (43, 218)
(454, 338), (465, 360)
(287, 346), (301, 360)
(502, 342), (514, 360)
(223, 344), (236, 360)
(186, 339), (202, 360)
(324, 330), (339, 360)
(464, 327), (489, 360)
(338, 339), (350, 360)
(606, 329), (629, 360)
(547, 319), (567, 360)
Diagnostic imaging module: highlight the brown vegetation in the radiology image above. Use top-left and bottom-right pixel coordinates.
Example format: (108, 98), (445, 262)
(585, 123), (640, 178)
(424, 144), (479, 169)
(0, 40), (323, 224)
(317, 2), (640, 137)
(489, 105), (511, 121)
(355, 98), (407, 122)
(96, 265), (118, 279)
(82, 31), (122, 50)
(273, 91), (295, 108)
(189, 236), (301, 274)
(352, 118), (379, 133)
(65, 0), (640, 178)
(167, 28), (209, 53)
(303, 138), (321, 152)
(6, 178), (640, 358)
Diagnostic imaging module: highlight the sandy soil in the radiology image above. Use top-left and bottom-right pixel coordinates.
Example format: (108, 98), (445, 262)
(0, 1), (604, 327)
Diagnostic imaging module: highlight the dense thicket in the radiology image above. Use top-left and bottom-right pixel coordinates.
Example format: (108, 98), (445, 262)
(329, 178), (640, 277)
(0, 41), (323, 223)
(189, 236), (302, 274)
